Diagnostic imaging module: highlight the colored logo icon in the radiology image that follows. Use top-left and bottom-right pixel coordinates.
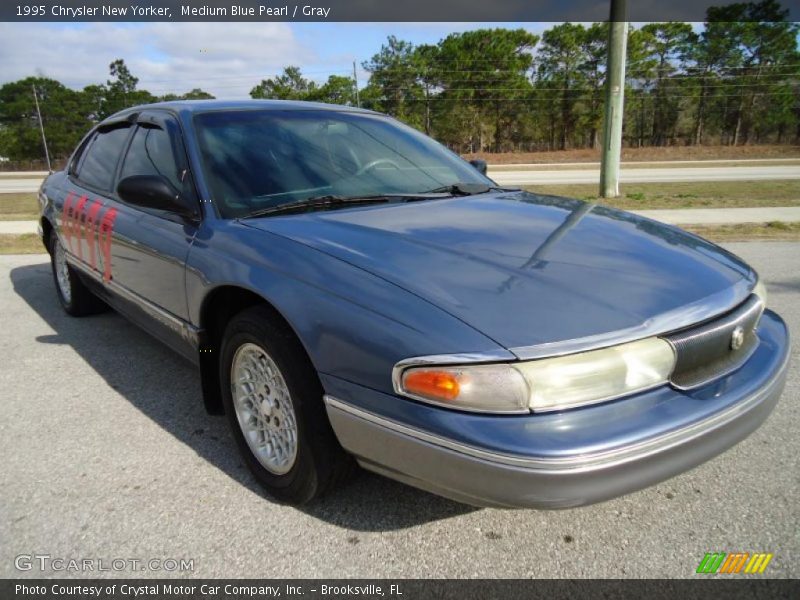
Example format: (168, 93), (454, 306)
(696, 552), (773, 574)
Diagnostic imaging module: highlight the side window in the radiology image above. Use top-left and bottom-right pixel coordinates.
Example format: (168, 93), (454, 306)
(77, 126), (131, 192)
(120, 125), (182, 191)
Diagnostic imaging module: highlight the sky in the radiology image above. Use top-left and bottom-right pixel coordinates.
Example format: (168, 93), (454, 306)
(0, 22), (553, 98)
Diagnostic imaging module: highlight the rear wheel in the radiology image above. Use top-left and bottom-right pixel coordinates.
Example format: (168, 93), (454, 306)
(49, 232), (107, 316)
(220, 305), (353, 503)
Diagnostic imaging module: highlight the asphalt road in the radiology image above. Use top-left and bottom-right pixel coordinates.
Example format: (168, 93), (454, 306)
(2, 162), (799, 192)
(0, 178), (46, 194)
(1, 243), (798, 579)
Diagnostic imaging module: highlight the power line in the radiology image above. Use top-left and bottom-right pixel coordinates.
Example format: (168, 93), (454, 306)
(139, 69), (352, 84)
(137, 74), (799, 94)
(362, 90), (797, 102)
(39, 62), (798, 96)
(373, 82), (799, 92)
(364, 56), (800, 69)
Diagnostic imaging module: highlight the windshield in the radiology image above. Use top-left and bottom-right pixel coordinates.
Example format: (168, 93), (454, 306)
(192, 109), (492, 218)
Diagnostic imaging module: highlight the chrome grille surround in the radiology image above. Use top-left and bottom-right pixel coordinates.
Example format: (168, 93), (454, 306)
(664, 294), (764, 390)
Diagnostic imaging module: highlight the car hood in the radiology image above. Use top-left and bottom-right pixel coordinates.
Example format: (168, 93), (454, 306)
(243, 191), (756, 356)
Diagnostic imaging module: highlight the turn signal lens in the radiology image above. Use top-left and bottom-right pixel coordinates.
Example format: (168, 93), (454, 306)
(403, 370), (460, 401)
(399, 364), (530, 413)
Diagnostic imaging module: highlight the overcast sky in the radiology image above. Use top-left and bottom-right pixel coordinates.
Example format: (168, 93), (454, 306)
(0, 22), (555, 98)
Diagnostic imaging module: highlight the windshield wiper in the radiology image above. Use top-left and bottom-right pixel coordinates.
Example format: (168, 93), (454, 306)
(240, 193), (445, 219)
(424, 182), (521, 196)
(240, 195), (387, 218)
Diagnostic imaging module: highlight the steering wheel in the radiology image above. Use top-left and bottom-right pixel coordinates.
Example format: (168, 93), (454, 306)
(355, 158), (402, 177)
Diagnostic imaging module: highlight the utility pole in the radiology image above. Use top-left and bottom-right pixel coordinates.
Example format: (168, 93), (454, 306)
(353, 61), (361, 108)
(599, 0), (628, 198)
(32, 84), (52, 172)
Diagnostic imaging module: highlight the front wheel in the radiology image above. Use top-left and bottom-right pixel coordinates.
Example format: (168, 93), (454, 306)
(49, 232), (107, 316)
(220, 305), (353, 503)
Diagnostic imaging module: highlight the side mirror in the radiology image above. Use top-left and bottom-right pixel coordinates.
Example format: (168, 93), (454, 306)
(117, 175), (195, 217)
(469, 159), (488, 176)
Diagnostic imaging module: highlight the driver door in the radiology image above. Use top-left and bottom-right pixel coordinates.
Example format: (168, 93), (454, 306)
(105, 111), (200, 358)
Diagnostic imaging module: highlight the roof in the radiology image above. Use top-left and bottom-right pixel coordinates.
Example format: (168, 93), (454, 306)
(104, 99), (380, 124)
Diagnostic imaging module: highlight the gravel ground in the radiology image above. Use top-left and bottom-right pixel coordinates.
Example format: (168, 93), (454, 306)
(1, 243), (797, 579)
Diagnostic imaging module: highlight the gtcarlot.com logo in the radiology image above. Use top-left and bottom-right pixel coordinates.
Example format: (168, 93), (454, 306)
(696, 552), (773, 574)
(15, 554), (194, 573)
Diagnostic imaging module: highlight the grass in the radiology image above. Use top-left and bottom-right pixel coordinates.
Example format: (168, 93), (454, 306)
(685, 221), (800, 242)
(0, 233), (45, 254)
(0, 193), (39, 220)
(523, 180), (800, 210)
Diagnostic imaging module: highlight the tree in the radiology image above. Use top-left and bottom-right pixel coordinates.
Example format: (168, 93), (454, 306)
(250, 66), (317, 100)
(536, 23), (587, 150)
(105, 59), (153, 115)
(435, 28), (538, 152)
(180, 88), (215, 100)
(80, 84), (107, 123)
(362, 36), (423, 124)
(160, 88), (216, 101)
(0, 77), (88, 160)
(413, 44), (440, 135)
(684, 23), (732, 145)
(307, 75), (356, 105)
(637, 23), (694, 145)
(579, 23), (608, 148)
(108, 59), (138, 95)
(721, 1), (799, 144)
(625, 26), (655, 147)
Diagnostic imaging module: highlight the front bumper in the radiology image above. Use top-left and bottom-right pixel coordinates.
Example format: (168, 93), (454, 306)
(323, 309), (790, 508)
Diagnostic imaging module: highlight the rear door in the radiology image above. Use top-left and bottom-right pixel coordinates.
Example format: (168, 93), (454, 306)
(60, 121), (133, 283)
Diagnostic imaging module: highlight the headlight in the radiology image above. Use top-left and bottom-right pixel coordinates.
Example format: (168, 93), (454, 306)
(396, 337), (676, 414)
(753, 279), (768, 306)
(514, 337), (675, 411)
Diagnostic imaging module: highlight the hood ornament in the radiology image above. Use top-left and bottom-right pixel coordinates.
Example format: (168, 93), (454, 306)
(731, 326), (745, 351)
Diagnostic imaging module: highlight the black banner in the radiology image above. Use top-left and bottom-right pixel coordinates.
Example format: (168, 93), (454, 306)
(3, 580), (800, 600)
(3, 0), (800, 22)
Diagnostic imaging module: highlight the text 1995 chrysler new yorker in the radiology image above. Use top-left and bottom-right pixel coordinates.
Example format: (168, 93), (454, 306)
(38, 100), (789, 508)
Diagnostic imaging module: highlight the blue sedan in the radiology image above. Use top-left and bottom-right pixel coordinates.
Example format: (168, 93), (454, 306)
(37, 100), (789, 508)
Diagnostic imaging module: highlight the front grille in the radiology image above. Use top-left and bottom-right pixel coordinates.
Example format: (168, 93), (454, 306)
(665, 294), (764, 389)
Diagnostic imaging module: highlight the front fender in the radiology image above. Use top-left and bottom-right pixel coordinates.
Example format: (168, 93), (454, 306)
(186, 220), (510, 395)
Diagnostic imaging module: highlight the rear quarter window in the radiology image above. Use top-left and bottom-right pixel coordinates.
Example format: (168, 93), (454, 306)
(69, 134), (94, 177)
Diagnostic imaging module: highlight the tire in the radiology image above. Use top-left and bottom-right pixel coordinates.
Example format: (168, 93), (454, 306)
(49, 232), (107, 317)
(220, 305), (353, 504)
